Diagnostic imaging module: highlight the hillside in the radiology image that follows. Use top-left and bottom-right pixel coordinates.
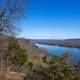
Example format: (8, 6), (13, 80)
(18, 38), (50, 56)
(0, 37), (80, 80)
(33, 39), (80, 48)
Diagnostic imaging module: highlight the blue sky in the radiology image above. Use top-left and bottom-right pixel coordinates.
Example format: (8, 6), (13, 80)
(18, 0), (80, 39)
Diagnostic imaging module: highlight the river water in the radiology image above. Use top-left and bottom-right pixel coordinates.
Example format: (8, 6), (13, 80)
(36, 43), (80, 64)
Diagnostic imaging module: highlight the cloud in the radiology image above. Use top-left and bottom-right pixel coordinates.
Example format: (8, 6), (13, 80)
(29, 33), (33, 35)
(27, 32), (79, 39)
(47, 34), (64, 38)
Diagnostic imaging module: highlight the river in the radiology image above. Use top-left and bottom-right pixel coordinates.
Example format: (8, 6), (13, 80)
(36, 43), (80, 64)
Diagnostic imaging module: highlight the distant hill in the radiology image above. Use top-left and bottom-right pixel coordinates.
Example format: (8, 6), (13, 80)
(32, 39), (80, 48)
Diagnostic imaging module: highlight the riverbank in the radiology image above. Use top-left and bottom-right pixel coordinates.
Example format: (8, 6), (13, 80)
(33, 39), (80, 48)
(36, 43), (80, 65)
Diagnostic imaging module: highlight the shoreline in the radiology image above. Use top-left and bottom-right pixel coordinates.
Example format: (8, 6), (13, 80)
(35, 42), (80, 49)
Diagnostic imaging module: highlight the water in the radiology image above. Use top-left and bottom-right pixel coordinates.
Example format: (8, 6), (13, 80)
(36, 43), (80, 64)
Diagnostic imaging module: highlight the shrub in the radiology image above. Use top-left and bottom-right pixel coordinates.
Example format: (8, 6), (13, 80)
(15, 49), (28, 66)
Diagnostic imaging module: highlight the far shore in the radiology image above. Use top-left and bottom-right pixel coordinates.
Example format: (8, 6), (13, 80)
(34, 40), (80, 49)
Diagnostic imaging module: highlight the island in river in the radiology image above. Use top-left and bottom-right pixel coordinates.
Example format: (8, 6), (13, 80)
(32, 39), (80, 48)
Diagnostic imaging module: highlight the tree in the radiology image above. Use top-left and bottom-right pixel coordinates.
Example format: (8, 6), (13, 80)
(0, 0), (28, 36)
(0, 0), (29, 68)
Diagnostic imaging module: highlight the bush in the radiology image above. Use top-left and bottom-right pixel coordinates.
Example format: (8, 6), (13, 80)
(15, 49), (28, 66)
(24, 54), (80, 80)
(7, 38), (28, 71)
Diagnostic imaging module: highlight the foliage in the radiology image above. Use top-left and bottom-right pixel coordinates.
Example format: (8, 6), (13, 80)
(0, 37), (80, 80)
(8, 38), (28, 67)
(15, 48), (28, 66)
(0, 0), (28, 70)
(24, 53), (80, 80)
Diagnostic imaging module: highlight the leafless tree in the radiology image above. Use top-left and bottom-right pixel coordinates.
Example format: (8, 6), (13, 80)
(0, 0), (29, 69)
(0, 0), (29, 36)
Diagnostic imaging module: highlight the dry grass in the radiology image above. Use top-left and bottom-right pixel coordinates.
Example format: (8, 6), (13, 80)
(0, 68), (25, 80)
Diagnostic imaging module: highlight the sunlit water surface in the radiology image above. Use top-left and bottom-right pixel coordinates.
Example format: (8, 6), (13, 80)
(36, 43), (80, 64)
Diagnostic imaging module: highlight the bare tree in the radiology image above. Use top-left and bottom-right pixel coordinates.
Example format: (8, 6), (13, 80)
(0, 0), (29, 69)
(0, 0), (29, 36)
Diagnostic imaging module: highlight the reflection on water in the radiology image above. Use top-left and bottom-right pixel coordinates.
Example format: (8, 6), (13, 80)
(36, 43), (80, 64)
